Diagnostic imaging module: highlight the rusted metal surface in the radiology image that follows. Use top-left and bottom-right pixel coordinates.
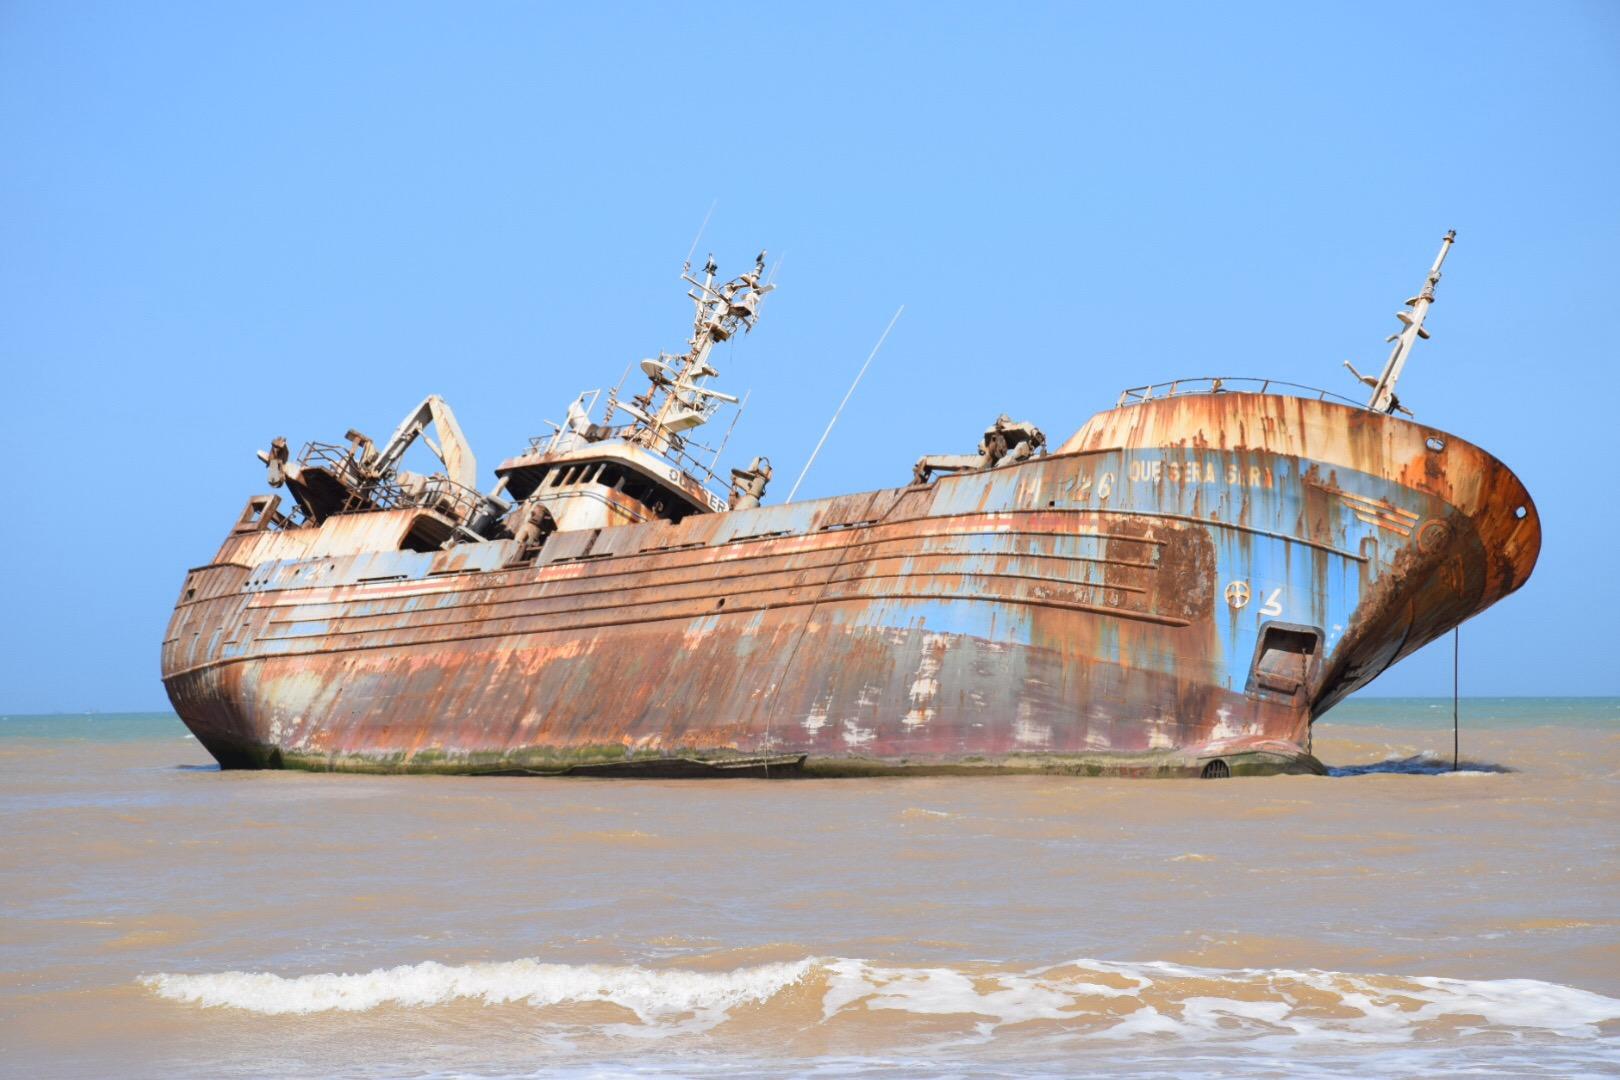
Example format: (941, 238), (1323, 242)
(913, 414), (1047, 484)
(161, 391), (1539, 778)
(160, 241), (1541, 778)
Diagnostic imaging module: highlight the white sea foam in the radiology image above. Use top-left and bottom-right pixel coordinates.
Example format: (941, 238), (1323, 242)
(822, 957), (1620, 1043)
(141, 957), (814, 1027)
(141, 954), (1620, 1049)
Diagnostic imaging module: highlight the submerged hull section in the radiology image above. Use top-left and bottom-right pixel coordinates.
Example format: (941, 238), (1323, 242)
(162, 394), (1539, 777)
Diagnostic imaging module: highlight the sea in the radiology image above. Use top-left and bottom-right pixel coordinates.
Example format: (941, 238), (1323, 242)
(2, 698), (1616, 1079)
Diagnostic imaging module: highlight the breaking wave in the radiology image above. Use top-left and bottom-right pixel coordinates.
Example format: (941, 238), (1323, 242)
(142, 957), (813, 1026)
(140, 955), (1620, 1049)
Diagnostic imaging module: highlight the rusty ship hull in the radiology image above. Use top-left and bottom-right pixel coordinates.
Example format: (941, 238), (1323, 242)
(161, 392), (1539, 778)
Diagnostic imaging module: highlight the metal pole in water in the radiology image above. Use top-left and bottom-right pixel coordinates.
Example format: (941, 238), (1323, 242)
(1458, 628), (1470, 773)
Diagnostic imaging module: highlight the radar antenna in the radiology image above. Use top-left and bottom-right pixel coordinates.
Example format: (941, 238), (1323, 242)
(624, 252), (774, 454)
(1345, 230), (1456, 415)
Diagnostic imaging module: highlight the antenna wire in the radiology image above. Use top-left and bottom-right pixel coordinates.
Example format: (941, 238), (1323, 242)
(787, 305), (905, 502)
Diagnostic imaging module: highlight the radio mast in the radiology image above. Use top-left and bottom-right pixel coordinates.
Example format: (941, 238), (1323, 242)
(1355, 230), (1456, 415)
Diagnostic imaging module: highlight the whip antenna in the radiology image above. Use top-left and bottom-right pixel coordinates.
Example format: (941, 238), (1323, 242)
(787, 305), (904, 503)
(683, 199), (718, 270)
(709, 388), (750, 472)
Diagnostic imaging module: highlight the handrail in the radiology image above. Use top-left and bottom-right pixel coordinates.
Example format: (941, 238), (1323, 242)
(294, 441), (487, 524)
(297, 441), (367, 484)
(1115, 377), (1369, 410)
(350, 475), (485, 522)
(521, 427), (730, 502)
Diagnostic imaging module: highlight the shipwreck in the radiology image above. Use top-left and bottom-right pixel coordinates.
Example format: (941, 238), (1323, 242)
(161, 234), (1539, 777)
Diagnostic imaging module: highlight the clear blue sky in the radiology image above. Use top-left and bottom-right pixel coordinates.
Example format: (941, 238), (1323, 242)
(3, 2), (1616, 712)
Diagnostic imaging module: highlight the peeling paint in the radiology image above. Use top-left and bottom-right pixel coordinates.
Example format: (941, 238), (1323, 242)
(163, 391), (1539, 778)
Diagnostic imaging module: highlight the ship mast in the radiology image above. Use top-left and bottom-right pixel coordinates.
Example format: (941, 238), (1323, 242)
(1360, 230), (1456, 415)
(622, 252), (773, 455)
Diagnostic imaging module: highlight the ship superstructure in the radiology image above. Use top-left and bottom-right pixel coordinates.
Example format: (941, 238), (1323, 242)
(161, 235), (1540, 777)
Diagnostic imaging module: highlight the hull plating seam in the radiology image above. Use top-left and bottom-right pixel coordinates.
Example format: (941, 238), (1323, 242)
(252, 541), (1162, 619)
(164, 584), (1196, 679)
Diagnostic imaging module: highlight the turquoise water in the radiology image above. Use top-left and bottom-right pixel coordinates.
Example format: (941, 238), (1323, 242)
(5, 698), (1615, 742)
(0, 711), (189, 741)
(1322, 695), (1620, 729)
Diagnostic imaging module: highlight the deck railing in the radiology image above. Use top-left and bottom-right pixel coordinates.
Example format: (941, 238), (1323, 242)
(295, 441), (486, 523)
(522, 427), (729, 499)
(1116, 377), (1369, 410)
(350, 475), (485, 521)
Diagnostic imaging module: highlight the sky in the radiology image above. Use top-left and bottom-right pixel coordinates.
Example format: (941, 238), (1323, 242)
(2, 2), (1617, 712)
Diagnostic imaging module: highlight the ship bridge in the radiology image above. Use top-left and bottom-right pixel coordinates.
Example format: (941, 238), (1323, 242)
(494, 438), (724, 531)
(490, 252), (775, 550)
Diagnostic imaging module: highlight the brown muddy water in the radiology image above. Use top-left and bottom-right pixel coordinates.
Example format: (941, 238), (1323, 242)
(2, 700), (1617, 1078)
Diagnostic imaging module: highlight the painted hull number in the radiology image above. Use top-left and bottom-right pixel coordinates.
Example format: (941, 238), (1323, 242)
(1226, 581), (1285, 618)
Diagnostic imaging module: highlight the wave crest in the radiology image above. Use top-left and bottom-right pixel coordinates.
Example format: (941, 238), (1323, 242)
(140, 957), (813, 1024)
(140, 955), (1620, 1045)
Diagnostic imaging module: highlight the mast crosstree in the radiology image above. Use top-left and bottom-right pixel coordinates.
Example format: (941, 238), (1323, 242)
(616, 252), (774, 455)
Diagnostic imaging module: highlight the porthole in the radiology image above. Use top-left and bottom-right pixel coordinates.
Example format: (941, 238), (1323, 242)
(1514, 505), (1528, 520)
(1425, 436), (1446, 452)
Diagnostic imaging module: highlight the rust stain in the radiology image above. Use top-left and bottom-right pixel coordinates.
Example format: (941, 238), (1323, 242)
(160, 246), (1540, 779)
(162, 391), (1538, 779)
